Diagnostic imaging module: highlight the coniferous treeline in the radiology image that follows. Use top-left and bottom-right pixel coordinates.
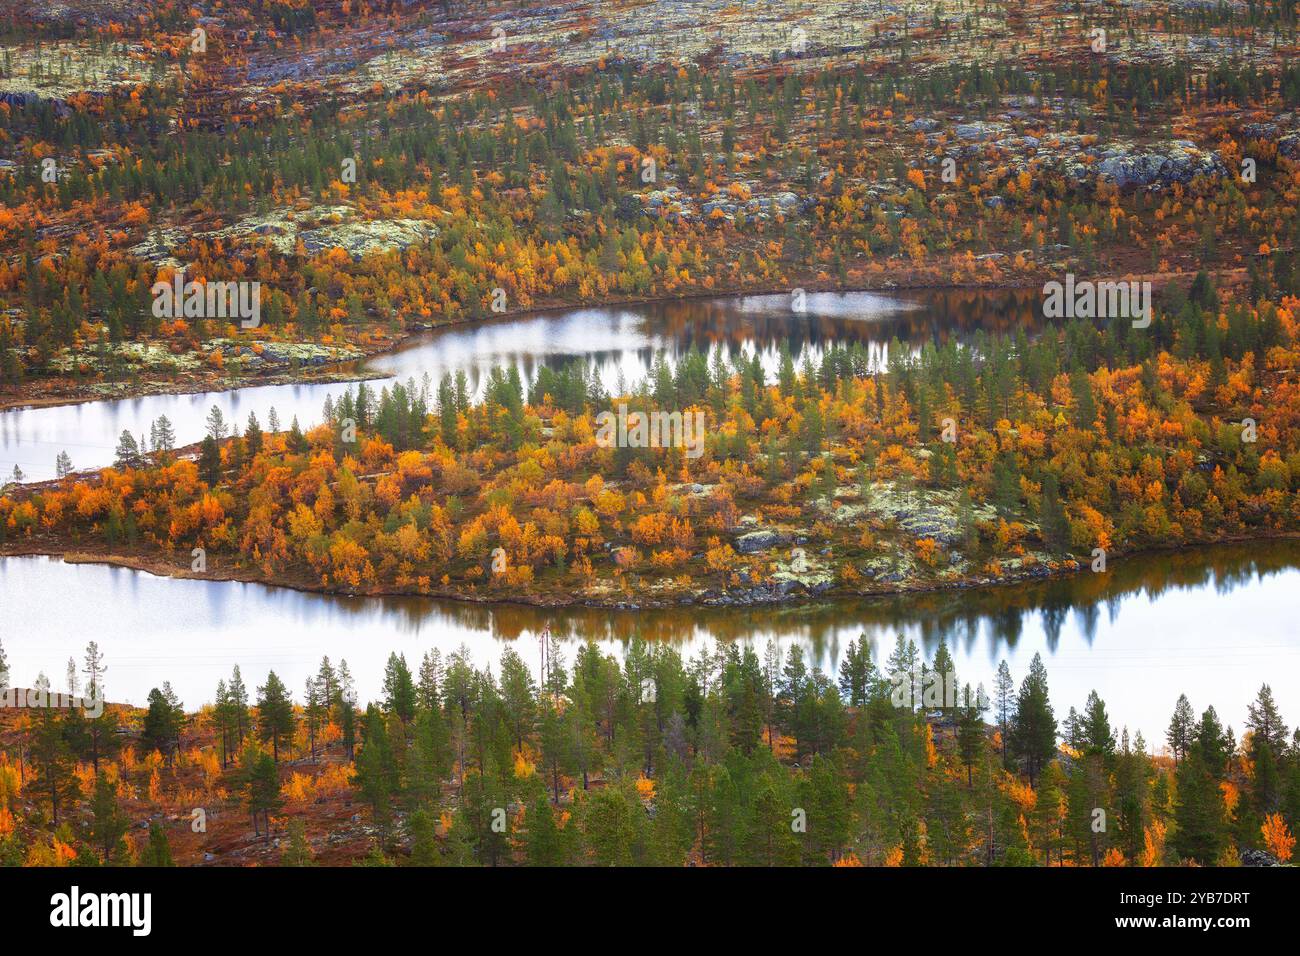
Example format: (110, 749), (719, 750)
(2, 633), (1295, 866)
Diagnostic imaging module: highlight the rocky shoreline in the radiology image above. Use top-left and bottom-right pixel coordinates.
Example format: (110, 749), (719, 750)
(9, 531), (1294, 612)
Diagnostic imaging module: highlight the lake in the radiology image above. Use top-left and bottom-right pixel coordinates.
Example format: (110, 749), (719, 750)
(0, 289), (1041, 482)
(0, 289), (1292, 746)
(2, 540), (1295, 743)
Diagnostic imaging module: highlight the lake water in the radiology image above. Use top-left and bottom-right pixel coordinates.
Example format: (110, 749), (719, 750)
(2, 541), (1295, 744)
(0, 289), (1292, 746)
(0, 290), (1041, 482)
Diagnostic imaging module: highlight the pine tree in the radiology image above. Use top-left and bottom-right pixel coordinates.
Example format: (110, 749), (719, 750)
(1166, 694), (1195, 764)
(140, 821), (174, 866)
(256, 670), (295, 761)
(837, 635), (877, 707)
(885, 635), (920, 711)
(214, 678), (232, 768)
(87, 773), (130, 863)
(30, 708), (79, 826)
(151, 415), (176, 455)
(113, 430), (143, 469)
(1009, 653), (1057, 786)
(205, 405), (228, 440)
(957, 689), (986, 787)
(1246, 684), (1289, 754)
(240, 741), (282, 840)
(80, 641), (114, 773)
(304, 676), (323, 761)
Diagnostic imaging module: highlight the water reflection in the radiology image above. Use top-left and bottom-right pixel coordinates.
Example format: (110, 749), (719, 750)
(2, 539), (1296, 741)
(1, 289), (1042, 481)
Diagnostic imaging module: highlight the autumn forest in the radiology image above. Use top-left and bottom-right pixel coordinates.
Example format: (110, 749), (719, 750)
(0, 0), (1298, 897)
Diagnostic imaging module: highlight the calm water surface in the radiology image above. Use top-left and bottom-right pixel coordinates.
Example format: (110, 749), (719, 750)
(1, 289), (1291, 745)
(1, 290), (1041, 482)
(2, 541), (1295, 743)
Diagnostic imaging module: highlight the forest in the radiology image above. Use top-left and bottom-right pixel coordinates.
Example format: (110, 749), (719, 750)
(0, 0), (1298, 886)
(1, 0), (1298, 404)
(4, 274), (1300, 608)
(0, 634), (1295, 867)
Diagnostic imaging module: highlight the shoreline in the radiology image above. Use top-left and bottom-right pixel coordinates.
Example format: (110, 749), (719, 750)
(4, 528), (1295, 612)
(0, 362), (391, 415)
(0, 267), (1223, 415)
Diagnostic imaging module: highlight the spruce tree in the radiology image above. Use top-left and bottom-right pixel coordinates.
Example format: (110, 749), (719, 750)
(198, 435), (221, 486)
(1009, 653), (1057, 786)
(87, 773), (130, 863)
(256, 670), (295, 761)
(409, 807), (442, 866)
(142, 687), (180, 763)
(381, 652), (417, 725)
(282, 820), (315, 866)
(356, 706), (395, 848)
(140, 821), (174, 866)
(1172, 754), (1227, 865)
(1079, 690), (1116, 760)
(1166, 693), (1195, 764)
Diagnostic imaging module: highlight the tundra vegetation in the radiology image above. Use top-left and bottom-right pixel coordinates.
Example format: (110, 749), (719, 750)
(0, 0), (1298, 403)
